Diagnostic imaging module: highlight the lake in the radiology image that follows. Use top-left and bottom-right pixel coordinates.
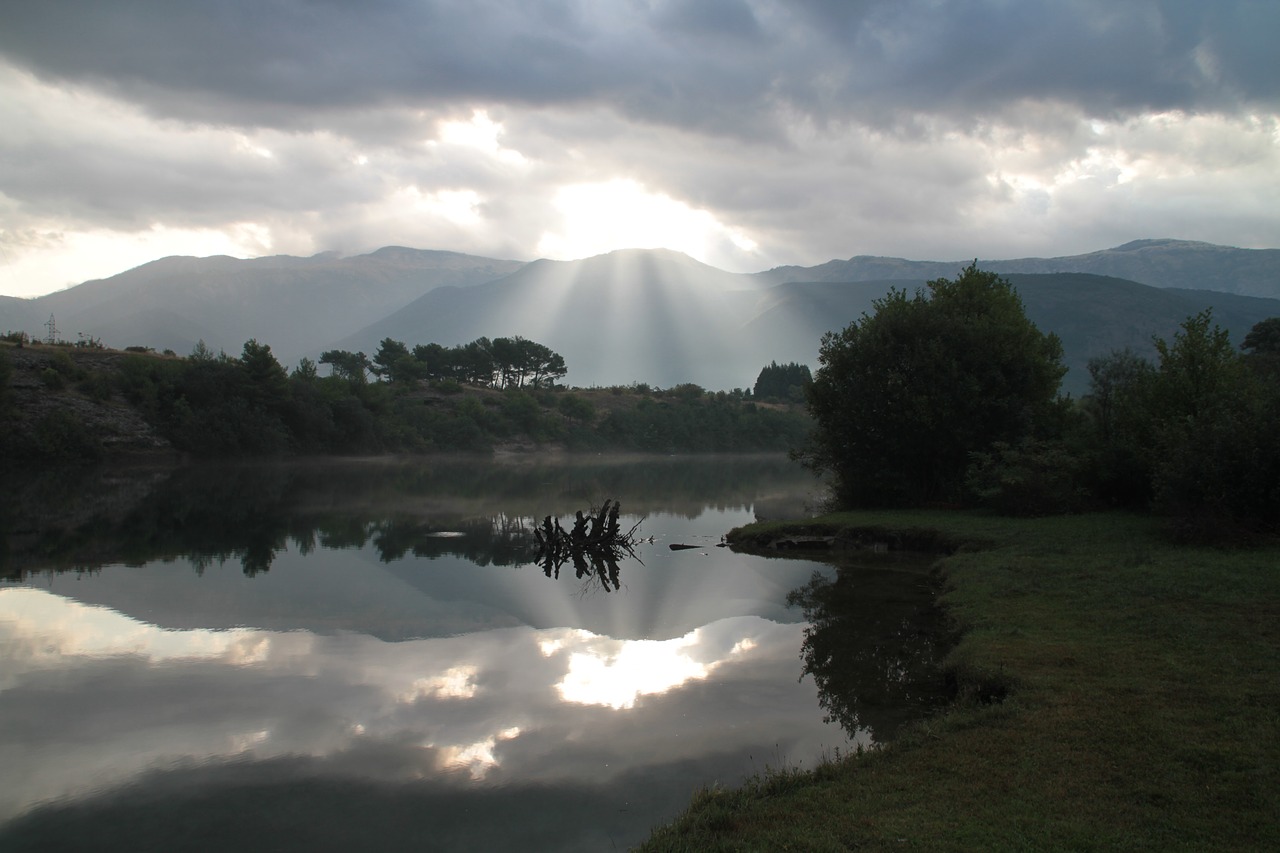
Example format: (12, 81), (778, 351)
(0, 455), (947, 852)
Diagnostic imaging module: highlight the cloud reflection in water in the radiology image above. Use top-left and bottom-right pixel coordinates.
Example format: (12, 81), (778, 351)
(0, 587), (827, 824)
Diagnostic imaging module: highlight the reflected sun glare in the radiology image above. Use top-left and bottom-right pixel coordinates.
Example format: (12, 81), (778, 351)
(554, 628), (723, 710)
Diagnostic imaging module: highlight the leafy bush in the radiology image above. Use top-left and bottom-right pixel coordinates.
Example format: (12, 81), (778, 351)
(966, 439), (1088, 516)
(500, 391), (542, 434)
(798, 264), (1065, 508)
(433, 379), (463, 394)
(33, 409), (102, 462)
(50, 350), (80, 378)
(1146, 313), (1280, 538)
(1077, 349), (1157, 507)
(558, 393), (596, 423)
(1078, 312), (1280, 538)
(40, 367), (66, 390)
(78, 371), (115, 402)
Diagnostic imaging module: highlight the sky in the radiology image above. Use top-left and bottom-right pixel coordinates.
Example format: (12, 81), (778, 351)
(1, 0), (1277, 299)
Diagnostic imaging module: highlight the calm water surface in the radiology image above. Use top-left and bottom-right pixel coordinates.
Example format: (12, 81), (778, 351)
(0, 455), (946, 852)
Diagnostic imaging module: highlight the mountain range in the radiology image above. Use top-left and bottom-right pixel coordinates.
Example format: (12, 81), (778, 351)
(3, 239), (1277, 395)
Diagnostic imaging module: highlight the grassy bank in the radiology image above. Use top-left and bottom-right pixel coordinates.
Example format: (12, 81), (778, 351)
(639, 511), (1279, 851)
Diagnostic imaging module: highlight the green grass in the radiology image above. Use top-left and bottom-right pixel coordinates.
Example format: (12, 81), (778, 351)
(638, 510), (1279, 851)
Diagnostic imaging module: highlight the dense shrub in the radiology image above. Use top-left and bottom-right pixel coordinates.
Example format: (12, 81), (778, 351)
(1077, 312), (1280, 538)
(798, 264), (1065, 508)
(966, 439), (1088, 517)
(40, 367), (66, 390)
(33, 409), (102, 462)
(558, 394), (596, 423)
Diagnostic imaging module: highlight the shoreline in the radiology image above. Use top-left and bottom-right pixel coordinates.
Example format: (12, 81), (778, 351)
(639, 509), (1280, 851)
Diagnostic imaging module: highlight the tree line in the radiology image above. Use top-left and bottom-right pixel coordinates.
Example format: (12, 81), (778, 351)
(0, 334), (810, 462)
(320, 335), (567, 389)
(797, 264), (1280, 540)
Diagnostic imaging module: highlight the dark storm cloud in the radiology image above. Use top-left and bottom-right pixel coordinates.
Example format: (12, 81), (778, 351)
(653, 0), (763, 39)
(0, 1), (604, 126)
(1, 0), (1274, 139)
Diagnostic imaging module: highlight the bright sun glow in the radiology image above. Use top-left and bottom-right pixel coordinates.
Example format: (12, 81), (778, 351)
(433, 109), (527, 165)
(536, 179), (758, 264)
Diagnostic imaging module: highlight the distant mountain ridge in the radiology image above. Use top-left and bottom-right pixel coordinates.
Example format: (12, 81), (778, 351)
(756, 239), (1280, 298)
(2, 240), (1277, 394)
(1, 247), (524, 365)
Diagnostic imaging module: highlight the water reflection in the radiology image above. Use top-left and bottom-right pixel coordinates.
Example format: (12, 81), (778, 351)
(787, 556), (952, 742)
(0, 456), (949, 852)
(0, 587), (823, 851)
(1, 454), (807, 580)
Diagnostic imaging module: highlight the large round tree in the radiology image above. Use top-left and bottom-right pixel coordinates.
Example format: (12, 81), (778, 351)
(798, 263), (1066, 507)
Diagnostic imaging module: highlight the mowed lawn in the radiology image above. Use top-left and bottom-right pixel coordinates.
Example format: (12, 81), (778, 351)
(639, 511), (1279, 851)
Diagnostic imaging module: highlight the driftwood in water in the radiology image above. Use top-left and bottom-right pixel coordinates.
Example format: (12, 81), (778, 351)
(533, 500), (643, 591)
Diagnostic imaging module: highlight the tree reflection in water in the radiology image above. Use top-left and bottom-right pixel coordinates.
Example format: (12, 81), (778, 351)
(531, 500), (645, 593)
(3, 456), (802, 582)
(787, 557), (952, 743)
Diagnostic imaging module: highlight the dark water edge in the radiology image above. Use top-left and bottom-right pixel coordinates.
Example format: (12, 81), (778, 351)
(0, 757), (711, 853)
(789, 554), (953, 741)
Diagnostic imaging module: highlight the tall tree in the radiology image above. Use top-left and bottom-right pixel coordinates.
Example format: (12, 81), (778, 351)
(516, 338), (567, 388)
(319, 350), (370, 384)
(1146, 310), (1280, 533)
(240, 339), (288, 403)
(798, 264), (1065, 507)
(412, 342), (450, 380)
(455, 338), (496, 386)
(490, 337), (522, 388)
(1079, 348), (1158, 506)
(753, 361), (812, 401)
(1241, 317), (1280, 356)
(372, 338), (423, 384)
(1242, 317), (1280, 382)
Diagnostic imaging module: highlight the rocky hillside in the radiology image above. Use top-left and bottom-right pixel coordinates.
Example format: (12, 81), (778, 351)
(1, 343), (175, 467)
